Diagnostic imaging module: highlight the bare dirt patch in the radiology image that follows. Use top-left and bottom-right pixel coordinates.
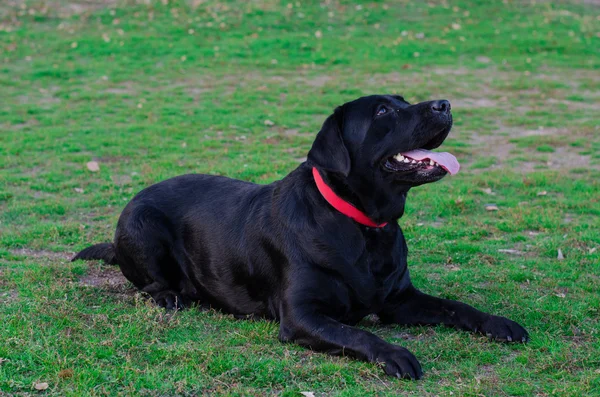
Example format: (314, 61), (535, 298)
(9, 248), (72, 261)
(1, 0), (119, 18)
(0, 289), (18, 304)
(451, 98), (498, 109)
(543, 145), (596, 170)
(547, 98), (600, 111)
(469, 125), (598, 173)
(4, 118), (40, 131)
(79, 264), (132, 291)
(296, 74), (332, 88)
(104, 87), (136, 95)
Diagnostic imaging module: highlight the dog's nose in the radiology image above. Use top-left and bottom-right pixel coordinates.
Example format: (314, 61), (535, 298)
(431, 100), (451, 114)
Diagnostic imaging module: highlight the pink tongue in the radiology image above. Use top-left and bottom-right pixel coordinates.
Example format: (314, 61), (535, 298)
(400, 149), (460, 175)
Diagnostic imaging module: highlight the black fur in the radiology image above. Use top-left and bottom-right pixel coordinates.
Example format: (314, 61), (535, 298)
(71, 242), (117, 265)
(73, 95), (528, 379)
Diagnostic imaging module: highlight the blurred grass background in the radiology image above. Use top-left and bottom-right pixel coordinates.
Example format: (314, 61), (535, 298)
(1, 1), (599, 395)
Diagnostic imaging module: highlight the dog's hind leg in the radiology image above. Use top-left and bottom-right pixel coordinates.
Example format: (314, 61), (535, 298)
(116, 205), (188, 310)
(142, 282), (185, 310)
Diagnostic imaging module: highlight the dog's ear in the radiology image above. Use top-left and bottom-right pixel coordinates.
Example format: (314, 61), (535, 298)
(307, 106), (350, 177)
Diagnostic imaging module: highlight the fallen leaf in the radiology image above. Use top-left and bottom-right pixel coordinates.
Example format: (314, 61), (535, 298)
(554, 292), (566, 298)
(74, 187), (84, 193)
(481, 188), (494, 195)
(557, 249), (564, 260)
(300, 393), (315, 397)
(264, 120), (275, 126)
(485, 204), (499, 211)
(589, 247), (597, 254)
(537, 191), (547, 196)
(86, 161), (100, 172)
(0, 358), (8, 364)
(34, 382), (49, 391)
(314, 30), (322, 39)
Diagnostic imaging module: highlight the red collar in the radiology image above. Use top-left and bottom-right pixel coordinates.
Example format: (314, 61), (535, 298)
(312, 167), (387, 228)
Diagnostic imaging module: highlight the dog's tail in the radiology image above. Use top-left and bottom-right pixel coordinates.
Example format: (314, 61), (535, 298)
(71, 243), (118, 265)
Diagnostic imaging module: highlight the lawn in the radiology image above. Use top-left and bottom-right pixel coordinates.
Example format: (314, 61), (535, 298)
(1, 0), (599, 395)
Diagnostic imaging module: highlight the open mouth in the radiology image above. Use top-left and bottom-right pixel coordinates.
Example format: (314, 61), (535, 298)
(383, 148), (460, 175)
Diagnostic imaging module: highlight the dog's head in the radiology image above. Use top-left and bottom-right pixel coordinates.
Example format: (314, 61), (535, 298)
(308, 95), (458, 185)
(307, 95), (459, 220)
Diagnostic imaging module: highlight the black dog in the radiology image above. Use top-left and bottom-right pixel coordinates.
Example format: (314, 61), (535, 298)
(73, 95), (528, 379)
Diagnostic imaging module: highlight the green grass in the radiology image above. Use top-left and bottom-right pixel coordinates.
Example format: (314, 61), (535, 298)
(1, 0), (600, 395)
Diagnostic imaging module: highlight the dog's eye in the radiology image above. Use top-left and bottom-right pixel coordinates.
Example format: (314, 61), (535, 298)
(376, 107), (388, 116)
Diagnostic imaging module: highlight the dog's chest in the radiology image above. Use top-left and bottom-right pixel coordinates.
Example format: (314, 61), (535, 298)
(341, 231), (407, 314)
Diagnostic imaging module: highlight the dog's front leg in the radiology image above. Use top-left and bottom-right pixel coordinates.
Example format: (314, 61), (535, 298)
(278, 303), (422, 379)
(379, 286), (529, 343)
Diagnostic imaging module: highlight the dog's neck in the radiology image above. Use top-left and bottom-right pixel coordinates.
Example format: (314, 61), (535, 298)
(316, 168), (411, 225)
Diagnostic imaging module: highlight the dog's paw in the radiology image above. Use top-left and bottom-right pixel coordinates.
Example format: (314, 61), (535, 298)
(374, 346), (423, 380)
(153, 290), (186, 310)
(479, 315), (529, 343)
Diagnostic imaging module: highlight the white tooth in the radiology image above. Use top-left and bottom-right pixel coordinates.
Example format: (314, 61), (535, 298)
(434, 162), (439, 166)
(394, 154), (404, 161)
(418, 161), (423, 164)
(430, 160), (434, 165)
(403, 158), (410, 163)
(411, 160), (417, 164)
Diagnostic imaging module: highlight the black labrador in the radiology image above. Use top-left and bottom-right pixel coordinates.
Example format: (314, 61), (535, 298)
(73, 95), (528, 379)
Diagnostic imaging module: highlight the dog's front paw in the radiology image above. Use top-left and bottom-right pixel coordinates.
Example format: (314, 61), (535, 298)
(479, 315), (529, 343)
(374, 346), (423, 380)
